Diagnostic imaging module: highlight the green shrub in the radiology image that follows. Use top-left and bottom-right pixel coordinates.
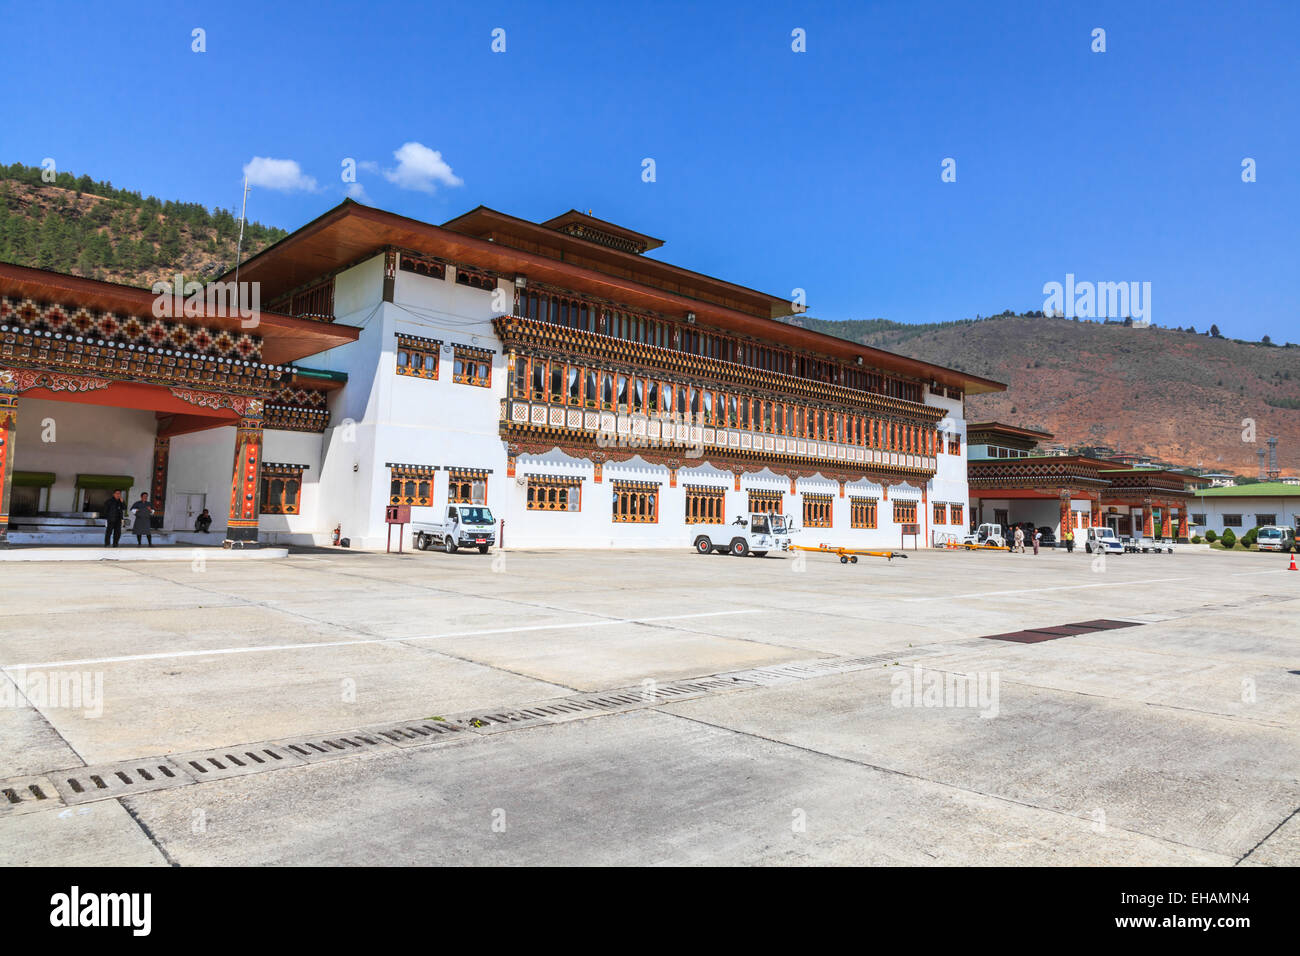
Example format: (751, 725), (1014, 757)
(1191, 534), (1203, 544)
(1243, 527), (1259, 547)
(1204, 529), (1217, 542)
(1220, 528), (1236, 549)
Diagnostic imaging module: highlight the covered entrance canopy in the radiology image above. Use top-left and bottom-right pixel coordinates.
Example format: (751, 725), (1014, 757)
(968, 455), (1205, 542)
(968, 455), (1111, 541)
(0, 263), (359, 545)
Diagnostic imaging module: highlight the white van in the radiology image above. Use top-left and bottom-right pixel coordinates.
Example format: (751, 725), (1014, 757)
(1255, 526), (1296, 553)
(1084, 527), (1123, 554)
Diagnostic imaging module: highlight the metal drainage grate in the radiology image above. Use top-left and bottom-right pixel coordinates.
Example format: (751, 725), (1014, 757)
(440, 709), (552, 735)
(170, 744), (307, 781)
(668, 675), (758, 695)
(53, 760), (196, 805)
(0, 775), (60, 816)
(266, 732), (397, 763)
(364, 719), (467, 749)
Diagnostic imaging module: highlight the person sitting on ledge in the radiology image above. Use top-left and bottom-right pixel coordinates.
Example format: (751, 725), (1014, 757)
(194, 509), (212, 533)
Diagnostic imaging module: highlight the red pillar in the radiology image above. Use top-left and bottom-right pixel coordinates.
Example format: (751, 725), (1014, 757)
(226, 400), (265, 544)
(921, 486), (929, 545)
(151, 436), (170, 530)
(1143, 502), (1154, 538)
(0, 370), (17, 546)
(1178, 509), (1188, 540)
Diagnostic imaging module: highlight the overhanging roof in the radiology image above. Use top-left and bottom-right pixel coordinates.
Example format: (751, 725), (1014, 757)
(0, 262), (359, 366)
(1194, 481), (1300, 498)
(538, 209), (665, 252)
(967, 421), (1055, 442)
(224, 200), (1006, 395)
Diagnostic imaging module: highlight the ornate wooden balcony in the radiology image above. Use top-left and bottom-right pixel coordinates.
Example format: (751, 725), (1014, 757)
(500, 397), (940, 482)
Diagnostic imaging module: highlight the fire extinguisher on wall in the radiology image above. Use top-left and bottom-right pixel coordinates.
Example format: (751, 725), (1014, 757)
(332, 524), (341, 546)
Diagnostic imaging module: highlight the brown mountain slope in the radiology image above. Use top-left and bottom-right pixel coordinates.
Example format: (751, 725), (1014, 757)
(788, 315), (1300, 473)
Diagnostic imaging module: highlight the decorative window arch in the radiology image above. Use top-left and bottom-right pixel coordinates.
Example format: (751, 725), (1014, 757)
(526, 475), (581, 512)
(684, 485), (725, 524)
(850, 496), (878, 529)
(612, 480), (660, 523)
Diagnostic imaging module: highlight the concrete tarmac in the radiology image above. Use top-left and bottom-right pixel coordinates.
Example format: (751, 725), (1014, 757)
(1, 544), (1295, 865)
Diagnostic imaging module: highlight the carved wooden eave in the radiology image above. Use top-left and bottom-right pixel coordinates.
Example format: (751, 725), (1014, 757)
(493, 315), (946, 423)
(0, 332), (286, 398)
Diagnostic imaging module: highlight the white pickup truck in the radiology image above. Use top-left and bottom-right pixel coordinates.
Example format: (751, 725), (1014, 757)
(691, 512), (794, 557)
(413, 505), (497, 554)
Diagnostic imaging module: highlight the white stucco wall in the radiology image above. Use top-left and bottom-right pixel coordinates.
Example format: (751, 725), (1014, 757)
(12, 398), (157, 512)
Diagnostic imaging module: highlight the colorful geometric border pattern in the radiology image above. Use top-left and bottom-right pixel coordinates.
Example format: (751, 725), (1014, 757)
(0, 296), (262, 361)
(270, 385), (328, 408)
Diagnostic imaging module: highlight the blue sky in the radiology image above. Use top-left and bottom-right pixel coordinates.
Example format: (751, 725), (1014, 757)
(2, 0), (1296, 340)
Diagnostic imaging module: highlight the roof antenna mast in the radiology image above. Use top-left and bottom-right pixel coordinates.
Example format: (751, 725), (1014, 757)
(233, 175), (250, 288)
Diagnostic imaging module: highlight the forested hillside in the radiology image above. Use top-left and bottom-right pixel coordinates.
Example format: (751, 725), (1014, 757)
(0, 162), (286, 287)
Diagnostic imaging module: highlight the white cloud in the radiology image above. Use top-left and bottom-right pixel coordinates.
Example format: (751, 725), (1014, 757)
(242, 157), (318, 192)
(383, 142), (463, 193)
(346, 182), (370, 202)
(358, 160), (381, 174)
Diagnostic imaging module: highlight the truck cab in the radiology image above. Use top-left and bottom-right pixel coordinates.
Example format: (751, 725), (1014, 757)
(692, 512), (793, 557)
(413, 505), (496, 554)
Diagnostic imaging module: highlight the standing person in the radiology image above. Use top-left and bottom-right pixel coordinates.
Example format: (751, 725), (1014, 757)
(1033, 527), (1042, 555)
(130, 492), (154, 547)
(1013, 525), (1025, 553)
(103, 489), (126, 548)
(1064, 528), (1075, 553)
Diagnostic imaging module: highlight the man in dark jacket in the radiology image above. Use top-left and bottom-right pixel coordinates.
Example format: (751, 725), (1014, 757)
(103, 490), (125, 548)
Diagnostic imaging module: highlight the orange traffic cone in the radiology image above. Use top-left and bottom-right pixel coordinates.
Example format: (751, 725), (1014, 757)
(1289, 553), (1298, 572)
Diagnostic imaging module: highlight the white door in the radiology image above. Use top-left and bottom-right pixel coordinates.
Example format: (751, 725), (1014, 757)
(174, 493), (206, 531)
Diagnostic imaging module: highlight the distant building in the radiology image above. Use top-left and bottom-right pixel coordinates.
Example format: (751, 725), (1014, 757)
(966, 421), (1054, 461)
(1190, 483), (1300, 534)
(965, 423), (1206, 541)
(1198, 472), (1239, 488)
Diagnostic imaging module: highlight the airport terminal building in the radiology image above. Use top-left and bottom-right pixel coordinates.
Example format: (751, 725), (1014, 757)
(0, 201), (1003, 550)
(967, 422), (1208, 542)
